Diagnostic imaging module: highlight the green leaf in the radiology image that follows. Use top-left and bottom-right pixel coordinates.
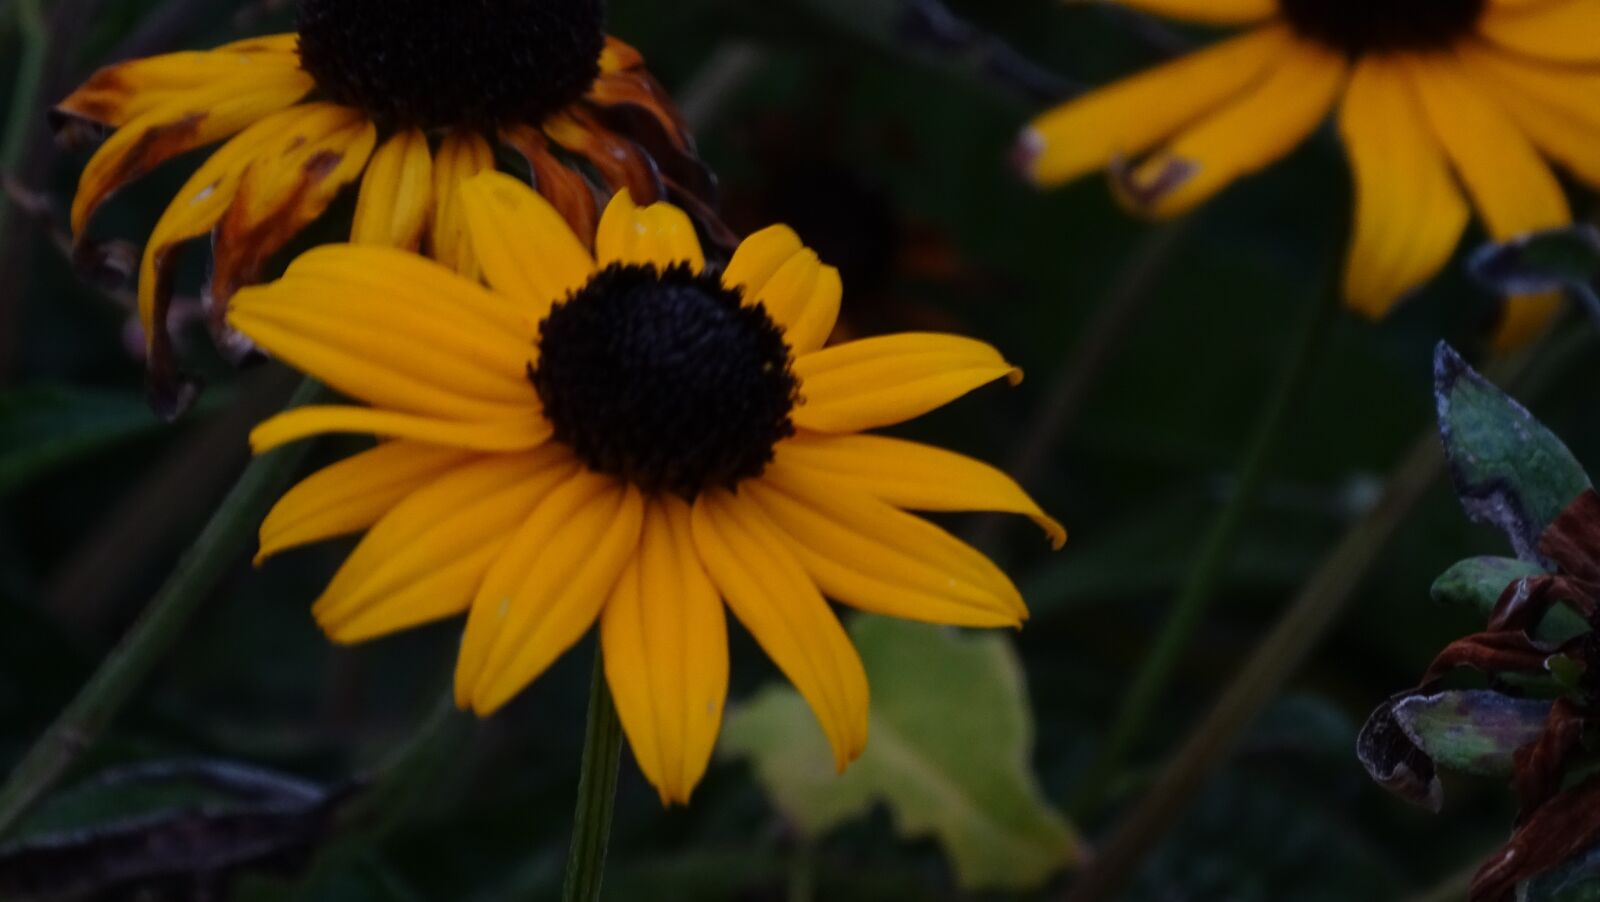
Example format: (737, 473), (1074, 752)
(1469, 224), (1600, 298)
(720, 616), (1082, 892)
(0, 384), (162, 496)
(1432, 557), (1588, 643)
(1434, 343), (1591, 561)
(1391, 690), (1551, 777)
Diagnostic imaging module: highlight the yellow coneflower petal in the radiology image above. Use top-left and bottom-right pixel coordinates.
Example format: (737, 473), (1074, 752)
(745, 469), (1027, 628)
(257, 440), (472, 564)
(1019, 26), (1289, 187)
(773, 434), (1066, 548)
(55, 38), (301, 129)
(601, 497), (728, 805)
(501, 124), (601, 247)
(595, 190), (706, 273)
(792, 333), (1020, 434)
(751, 251), (842, 356)
(1112, 0), (1276, 24)
(313, 449), (574, 643)
(250, 406), (553, 454)
(598, 35), (643, 74)
(211, 107), (377, 305)
(1480, 0), (1600, 64)
(1338, 56), (1469, 320)
(352, 128), (434, 250)
(71, 70), (314, 236)
(1459, 44), (1600, 189)
(457, 472), (646, 715)
(459, 171), (596, 320)
(690, 490), (869, 772)
(430, 130), (496, 277)
(1119, 37), (1346, 218)
(229, 275), (536, 420)
(1408, 53), (1571, 349)
(723, 224), (805, 298)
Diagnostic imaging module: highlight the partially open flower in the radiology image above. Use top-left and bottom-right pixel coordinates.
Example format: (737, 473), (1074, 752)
(53, 0), (713, 415)
(237, 173), (1065, 805)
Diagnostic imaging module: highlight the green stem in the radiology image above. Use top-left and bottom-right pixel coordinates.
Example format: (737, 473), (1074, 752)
(0, 0), (45, 172)
(0, 377), (328, 837)
(1071, 282), (1340, 819)
(562, 647), (623, 902)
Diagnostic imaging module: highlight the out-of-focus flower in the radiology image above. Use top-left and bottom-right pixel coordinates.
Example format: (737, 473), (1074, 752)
(235, 173), (1066, 804)
(1018, 0), (1600, 347)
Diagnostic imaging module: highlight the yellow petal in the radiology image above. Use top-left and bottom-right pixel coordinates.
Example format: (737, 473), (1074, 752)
(258, 440), (473, 564)
(792, 333), (1021, 434)
(595, 190), (705, 272)
(1119, 37), (1346, 218)
(690, 490), (869, 771)
(1338, 56), (1469, 319)
(722, 224), (805, 299)
(457, 472), (645, 714)
(313, 449), (576, 643)
(601, 497), (728, 805)
(1111, 0), (1276, 24)
(55, 37), (302, 129)
(1019, 26), (1290, 186)
(250, 406), (553, 454)
(228, 273), (535, 420)
(1408, 53), (1572, 349)
(430, 130), (496, 277)
(773, 434), (1065, 548)
(1457, 43), (1600, 189)
(352, 128), (434, 250)
(1480, 0), (1600, 64)
(460, 171), (596, 319)
(751, 250), (842, 356)
(745, 468), (1027, 628)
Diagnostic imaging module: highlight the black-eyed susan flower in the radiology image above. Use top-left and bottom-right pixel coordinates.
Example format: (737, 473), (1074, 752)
(1017, 0), (1600, 348)
(54, 0), (712, 413)
(234, 173), (1065, 804)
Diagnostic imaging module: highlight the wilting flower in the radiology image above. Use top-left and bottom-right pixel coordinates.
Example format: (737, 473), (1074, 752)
(236, 173), (1065, 804)
(53, 0), (711, 413)
(1017, 0), (1600, 348)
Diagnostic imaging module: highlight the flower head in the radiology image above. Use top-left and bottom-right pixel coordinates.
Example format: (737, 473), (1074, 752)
(54, 0), (713, 415)
(235, 174), (1065, 804)
(1018, 0), (1600, 348)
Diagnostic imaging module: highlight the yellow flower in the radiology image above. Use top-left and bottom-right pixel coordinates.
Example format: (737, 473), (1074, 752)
(233, 173), (1066, 804)
(54, 0), (711, 413)
(1018, 0), (1600, 348)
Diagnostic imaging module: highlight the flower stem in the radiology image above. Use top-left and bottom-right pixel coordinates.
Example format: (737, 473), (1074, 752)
(0, 376), (327, 836)
(562, 647), (623, 902)
(1071, 282), (1340, 819)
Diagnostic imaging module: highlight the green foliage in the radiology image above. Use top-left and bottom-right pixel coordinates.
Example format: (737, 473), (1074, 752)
(1470, 225), (1600, 300)
(0, 385), (173, 497)
(721, 616), (1081, 892)
(1431, 557), (1587, 643)
(1390, 691), (1550, 778)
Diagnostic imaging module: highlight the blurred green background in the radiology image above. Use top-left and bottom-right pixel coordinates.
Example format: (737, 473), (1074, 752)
(3, 0), (1598, 899)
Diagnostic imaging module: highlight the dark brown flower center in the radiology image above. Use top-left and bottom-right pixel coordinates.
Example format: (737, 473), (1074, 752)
(1277, 0), (1486, 54)
(531, 263), (798, 499)
(295, 0), (605, 130)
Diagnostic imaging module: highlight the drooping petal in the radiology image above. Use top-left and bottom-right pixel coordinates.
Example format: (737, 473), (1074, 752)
(501, 124), (601, 247)
(210, 107), (377, 330)
(1408, 53), (1572, 349)
(258, 440), (473, 563)
(1480, 0), (1600, 64)
(1338, 56), (1469, 319)
(250, 406), (552, 454)
(228, 269), (537, 420)
(430, 130), (496, 277)
(1112, 0), (1277, 24)
(594, 189), (706, 272)
(749, 250), (842, 356)
(54, 37), (299, 130)
(745, 468), (1027, 628)
(1019, 26), (1290, 187)
(601, 497), (728, 805)
(459, 171), (595, 321)
(543, 108), (665, 206)
(691, 490), (869, 771)
(312, 448), (576, 643)
(773, 434), (1066, 547)
(792, 334), (1021, 434)
(352, 128), (434, 250)
(1118, 36), (1347, 218)
(1457, 43), (1600, 189)
(456, 471), (645, 714)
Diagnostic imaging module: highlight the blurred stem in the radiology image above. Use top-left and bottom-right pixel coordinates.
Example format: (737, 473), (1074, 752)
(1070, 280), (1340, 819)
(0, 0), (46, 267)
(787, 840), (816, 902)
(1062, 328), (1584, 902)
(0, 377), (328, 837)
(562, 648), (623, 902)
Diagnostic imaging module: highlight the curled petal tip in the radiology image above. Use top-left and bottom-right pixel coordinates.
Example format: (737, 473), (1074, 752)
(1005, 366), (1025, 387)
